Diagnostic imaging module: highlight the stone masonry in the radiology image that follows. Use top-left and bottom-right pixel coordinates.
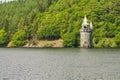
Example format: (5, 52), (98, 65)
(80, 16), (93, 48)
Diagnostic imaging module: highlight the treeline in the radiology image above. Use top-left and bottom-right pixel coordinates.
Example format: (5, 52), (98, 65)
(0, 0), (120, 47)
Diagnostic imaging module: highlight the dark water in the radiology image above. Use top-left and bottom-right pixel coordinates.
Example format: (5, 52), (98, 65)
(0, 48), (120, 80)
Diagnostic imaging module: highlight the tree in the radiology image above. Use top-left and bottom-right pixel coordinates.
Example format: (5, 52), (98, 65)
(0, 29), (8, 46)
(0, 0), (120, 47)
(37, 25), (61, 40)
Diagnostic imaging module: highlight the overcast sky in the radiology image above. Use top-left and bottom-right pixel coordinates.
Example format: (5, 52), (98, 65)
(0, 0), (13, 2)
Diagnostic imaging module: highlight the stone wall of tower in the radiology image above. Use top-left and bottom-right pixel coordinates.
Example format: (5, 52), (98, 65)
(80, 16), (93, 48)
(80, 30), (92, 48)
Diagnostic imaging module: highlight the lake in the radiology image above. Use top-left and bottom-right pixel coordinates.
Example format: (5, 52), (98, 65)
(0, 48), (120, 80)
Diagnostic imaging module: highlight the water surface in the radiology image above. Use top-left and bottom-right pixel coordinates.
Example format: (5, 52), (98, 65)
(0, 48), (120, 80)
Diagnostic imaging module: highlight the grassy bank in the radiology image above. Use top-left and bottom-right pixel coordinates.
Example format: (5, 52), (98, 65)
(7, 39), (63, 48)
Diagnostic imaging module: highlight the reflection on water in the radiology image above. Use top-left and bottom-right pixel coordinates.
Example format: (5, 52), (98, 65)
(0, 48), (120, 80)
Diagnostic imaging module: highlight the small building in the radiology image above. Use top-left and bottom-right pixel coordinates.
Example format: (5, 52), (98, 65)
(80, 16), (93, 48)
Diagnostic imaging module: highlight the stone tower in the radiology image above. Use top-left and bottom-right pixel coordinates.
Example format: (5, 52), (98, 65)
(80, 16), (93, 48)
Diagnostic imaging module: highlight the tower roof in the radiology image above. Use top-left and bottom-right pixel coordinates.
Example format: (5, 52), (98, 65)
(90, 22), (93, 29)
(82, 16), (88, 26)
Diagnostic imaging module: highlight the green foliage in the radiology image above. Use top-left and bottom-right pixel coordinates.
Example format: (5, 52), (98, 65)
(37, 26), (61, 40)
(0, 0), (120, 47)
(12, 30), (27, 47)
(62, 31), (79, 47)
(94, 38), (117, 48)
(114, 33), (120, 47)
(0, 29), (8, 46)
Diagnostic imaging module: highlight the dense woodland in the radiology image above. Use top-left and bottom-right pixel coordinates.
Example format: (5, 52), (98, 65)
(0, 0), (120, 47)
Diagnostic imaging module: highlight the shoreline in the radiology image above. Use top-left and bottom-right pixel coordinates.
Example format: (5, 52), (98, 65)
(0, 46), (119, 49)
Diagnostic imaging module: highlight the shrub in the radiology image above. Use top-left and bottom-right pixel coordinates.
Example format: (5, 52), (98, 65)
(96, 38), (117, 48)
(114, 32), (120, 47)
(12, 30), (27, 47)
(62, 31), (79, 47)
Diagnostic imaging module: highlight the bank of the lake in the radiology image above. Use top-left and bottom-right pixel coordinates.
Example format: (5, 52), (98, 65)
(7, 39), (63, 48)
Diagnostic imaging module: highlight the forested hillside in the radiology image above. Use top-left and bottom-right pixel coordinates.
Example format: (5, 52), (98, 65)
(0, 0), (120, 47)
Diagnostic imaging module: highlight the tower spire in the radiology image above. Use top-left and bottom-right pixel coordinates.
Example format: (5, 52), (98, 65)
(82, 16), (88, 26)
(90, 22), (93, 30)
